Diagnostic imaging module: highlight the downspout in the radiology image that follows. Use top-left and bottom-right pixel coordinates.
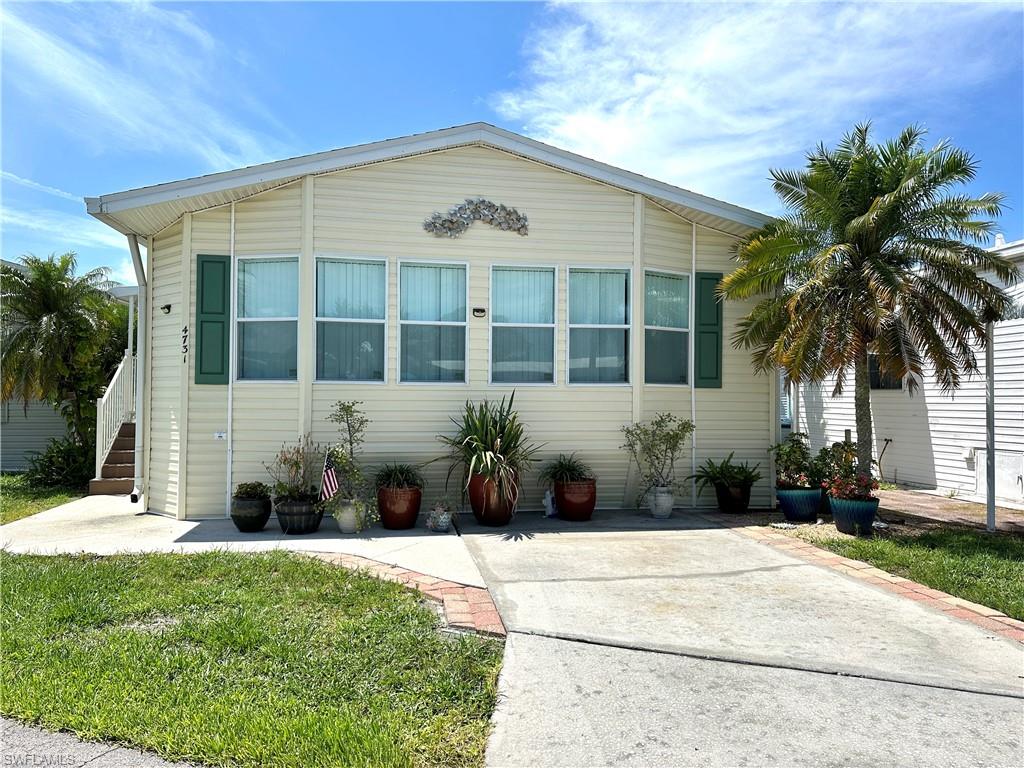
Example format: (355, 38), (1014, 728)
(127, 234), (147, 504)
(225, 202), (236, 518)
(690, 221), (697, 508)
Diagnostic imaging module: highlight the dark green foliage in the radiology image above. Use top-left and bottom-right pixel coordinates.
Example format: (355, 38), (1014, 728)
(23, 437), (93, 489)
(233, 481), (271, 500)
(374, 464), (425, 490)
(689, 452), (762, 491)
(538, 453), (594, 485)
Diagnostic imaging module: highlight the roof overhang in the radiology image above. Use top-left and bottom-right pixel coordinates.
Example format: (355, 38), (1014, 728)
(86, 122), (772, 238)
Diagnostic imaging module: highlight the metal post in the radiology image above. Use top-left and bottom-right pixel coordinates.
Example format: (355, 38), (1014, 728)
(126, 294), (135, 357)
(985, 320), (996, 532)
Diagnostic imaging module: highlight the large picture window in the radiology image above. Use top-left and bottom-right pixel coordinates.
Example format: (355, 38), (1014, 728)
(491, 266), (555, 384)
(315, 258), (386, 381)
(399, 262), (467, 382)
(237, 257), (298, 380)
(568, 268), (629, 384)
(644, 271), (690, 385)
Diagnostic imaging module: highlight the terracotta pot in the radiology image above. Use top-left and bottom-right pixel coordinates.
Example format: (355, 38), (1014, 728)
(468, 473), (517, 526)
(274, 499), (323, 535)
(555, 479), (596, 521)
(714, 483), (752, 513)
(378, 487), (422, 530)
(230, 497), (271, 533)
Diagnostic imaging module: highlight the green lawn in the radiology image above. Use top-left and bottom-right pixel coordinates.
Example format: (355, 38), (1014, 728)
(796, 526), (1024, 620)
(0, 551), (503, 768)
(0, 473), (82, 525)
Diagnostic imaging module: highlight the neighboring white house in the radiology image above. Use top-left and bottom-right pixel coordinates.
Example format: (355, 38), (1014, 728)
(794, 237), (1024, 506)
(85, 122), (783, 520)
(0, 259), (70, 471)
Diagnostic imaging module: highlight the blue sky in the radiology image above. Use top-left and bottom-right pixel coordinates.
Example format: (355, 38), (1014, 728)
(3, 1), (1022, 281)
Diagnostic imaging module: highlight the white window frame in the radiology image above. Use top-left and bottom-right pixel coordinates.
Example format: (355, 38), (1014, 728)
(488, 263), (558, 387)
(643, 268), (692, 387)
(397, 259), (470, 385)
(233, 254), (300, 384)
(313, 254), (388, 385)
(566, 264), (632, 387)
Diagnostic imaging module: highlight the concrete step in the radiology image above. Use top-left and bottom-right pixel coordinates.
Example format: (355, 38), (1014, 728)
(101, 463), (134, 479)
(89, 477), (133, 495)
(106, 450), (134, 465)
(118, 423), (136, 438)
(112, 437), (134, 451)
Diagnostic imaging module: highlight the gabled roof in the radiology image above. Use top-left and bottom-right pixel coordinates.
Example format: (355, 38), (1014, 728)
(86, 122), (771, 238)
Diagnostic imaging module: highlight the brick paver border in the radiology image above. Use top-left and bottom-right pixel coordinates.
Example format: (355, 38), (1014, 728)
(306, 552), (506, 637)
(697, 512), (1024, 645)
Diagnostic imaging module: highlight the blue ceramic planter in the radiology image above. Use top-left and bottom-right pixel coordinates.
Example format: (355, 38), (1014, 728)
(829, 497), (879, 536)
(776, 488), (822, 522)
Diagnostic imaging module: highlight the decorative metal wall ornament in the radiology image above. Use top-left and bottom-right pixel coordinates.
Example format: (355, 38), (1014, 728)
(423, 198), (528, 238)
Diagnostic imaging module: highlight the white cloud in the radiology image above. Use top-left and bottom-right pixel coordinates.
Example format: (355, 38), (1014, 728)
(1, 205), (127, 252)
(494, 1), (1021, 214)
(1, 172), (79, 202)
(0, 2), (287, 171)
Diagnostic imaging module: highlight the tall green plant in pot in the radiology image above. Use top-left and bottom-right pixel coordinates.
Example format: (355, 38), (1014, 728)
(769, 433), (821, 522)
(265, 435), (323, 535)
(326, 400), (372, 533)
(690, 453), (763, 513)
(621, 413), (694, 519)
(439, 392), (540, 526)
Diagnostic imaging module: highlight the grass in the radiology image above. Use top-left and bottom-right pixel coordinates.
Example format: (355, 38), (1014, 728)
(0, 473), (82, 525)
(0, 551), (503, 768)
(794, 525), (1024, 620)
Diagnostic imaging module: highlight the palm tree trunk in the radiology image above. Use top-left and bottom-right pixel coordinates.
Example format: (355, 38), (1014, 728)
(853, 353), (873, 476)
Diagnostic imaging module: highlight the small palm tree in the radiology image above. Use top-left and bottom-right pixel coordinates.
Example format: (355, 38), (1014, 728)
(720, 124), (1020, 475)
(1, 253), (115, 447)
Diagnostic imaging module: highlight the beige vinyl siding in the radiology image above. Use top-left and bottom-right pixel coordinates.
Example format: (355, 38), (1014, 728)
(0, 400), (67, 471)
(797, 319), (1024, 503)
(149, 144), (774, 517)
(147, 222), (184, 515)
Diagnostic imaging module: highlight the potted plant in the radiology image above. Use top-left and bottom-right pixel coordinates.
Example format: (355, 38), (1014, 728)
(439, 392), (540, 527)
(230, 481), (272, 532)
(621, 413), (694, 518)
(327, 400), (371, 534)
(690, 453), (763, 513)
(426, 499), (454, 533)
(375, 463), (424, 530)
(822, 441), (880, 536)
(769, 433), (821, 522)
(264, 435), (323, 535)
(539, 453), (597, 521)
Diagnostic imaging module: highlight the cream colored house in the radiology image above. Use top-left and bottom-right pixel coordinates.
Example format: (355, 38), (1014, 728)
(86, 123), (779, 519)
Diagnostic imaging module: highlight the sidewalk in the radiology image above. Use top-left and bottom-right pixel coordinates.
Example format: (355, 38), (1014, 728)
(877, 488), (1024, 532)
(1, 718), (191, 767)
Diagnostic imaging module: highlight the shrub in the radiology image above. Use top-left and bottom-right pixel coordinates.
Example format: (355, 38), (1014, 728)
(233, 481), (271, 500)
(621, 413), (694, 502)
(769, 432), (814, 489)
(327, 400), (370, 500)
(24, 437), (93, 489)
(264, 435), (322, 503)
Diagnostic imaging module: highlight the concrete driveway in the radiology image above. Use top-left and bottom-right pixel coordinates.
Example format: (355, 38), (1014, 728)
(461, 511), (1024, 768)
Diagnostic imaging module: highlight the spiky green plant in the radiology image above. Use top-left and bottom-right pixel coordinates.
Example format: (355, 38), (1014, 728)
(538, 453), (594, 486)
(720, 124), (1020, 474)
(374, 463), (425, 490)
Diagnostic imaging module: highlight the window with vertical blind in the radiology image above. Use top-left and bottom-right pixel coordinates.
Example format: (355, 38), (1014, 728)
(236, 257), (298, 380)
(315, 258), (386, 381)
(568, 268), (630, 384)
(399, 262), (467, 382)
(644, 271), (689, 385)
(491, 266), (555, 384)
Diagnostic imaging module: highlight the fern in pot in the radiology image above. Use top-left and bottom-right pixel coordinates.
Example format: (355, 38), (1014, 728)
(439, 392), (540, 526)
(689, 453), (763, 513)
(621, 413), (694, 519)
(539, 453), (597, 522)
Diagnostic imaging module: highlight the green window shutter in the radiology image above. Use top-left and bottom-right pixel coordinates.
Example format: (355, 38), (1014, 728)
(195, 255), (230, 385)
(694, 272), (723, 388)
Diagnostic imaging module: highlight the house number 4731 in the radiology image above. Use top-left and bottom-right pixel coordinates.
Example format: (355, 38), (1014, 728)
(181, 325), (189, 363)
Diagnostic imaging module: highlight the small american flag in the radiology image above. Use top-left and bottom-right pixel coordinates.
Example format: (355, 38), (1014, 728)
(319, 450), (339, 501)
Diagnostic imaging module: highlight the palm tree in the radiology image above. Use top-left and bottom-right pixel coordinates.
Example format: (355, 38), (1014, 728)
(720, 124), (1020, 475)
(1, 253), (115, 447)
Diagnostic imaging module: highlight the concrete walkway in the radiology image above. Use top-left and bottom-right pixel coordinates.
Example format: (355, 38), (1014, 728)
(0, 494), (484, 587)
(1, 718), (191, 767)
(878, 488), (1024, 532)
(459, 510), (1024, 767)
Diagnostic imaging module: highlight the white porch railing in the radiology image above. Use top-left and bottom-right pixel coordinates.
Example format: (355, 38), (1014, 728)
(95, 352), (137, 477)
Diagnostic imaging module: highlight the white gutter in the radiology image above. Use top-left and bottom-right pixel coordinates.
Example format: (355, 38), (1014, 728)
(127, 234), (147, 504)
(225, 202), (235, 518)
(690, 221), (698, 508)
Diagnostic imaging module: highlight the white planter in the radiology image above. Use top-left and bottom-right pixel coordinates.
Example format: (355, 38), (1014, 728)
(335, 501), (359, 534)
(650, 486), (674, 519)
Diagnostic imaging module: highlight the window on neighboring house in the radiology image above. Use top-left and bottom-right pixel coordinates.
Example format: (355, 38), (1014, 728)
(644, 271), (689, 385)
(316, 258), (386, 381)
(237, 257), (298, 380)
(568, 268), (630, 384)
(399, 262), (467, 382)
(491, 266), (555, 384)
(869, 354), (903, 390)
